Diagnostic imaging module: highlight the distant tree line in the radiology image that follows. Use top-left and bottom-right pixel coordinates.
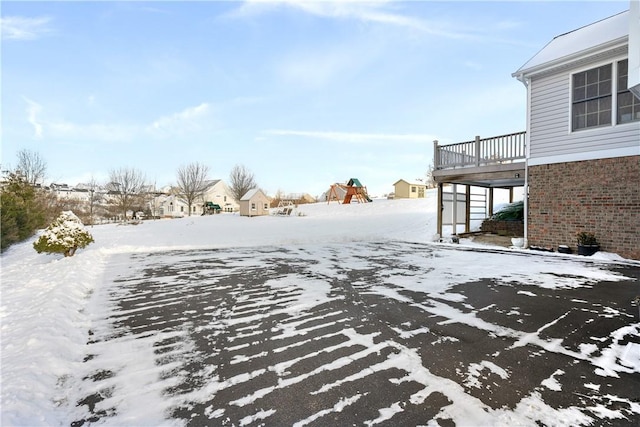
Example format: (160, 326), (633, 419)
(1, 148), (260, 251)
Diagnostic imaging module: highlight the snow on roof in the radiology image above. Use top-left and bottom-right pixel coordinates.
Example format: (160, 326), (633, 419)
(240, 188), (261, 201)
(513, 10), (629, 78)
(394, 179), (426, 186)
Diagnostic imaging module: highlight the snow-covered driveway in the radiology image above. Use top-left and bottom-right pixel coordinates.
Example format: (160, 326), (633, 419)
(69, 241), (640, 426)
(3, 199), (640, 426)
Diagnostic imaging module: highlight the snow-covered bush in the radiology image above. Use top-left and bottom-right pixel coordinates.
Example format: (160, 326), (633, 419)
(33, 211), (94, 257)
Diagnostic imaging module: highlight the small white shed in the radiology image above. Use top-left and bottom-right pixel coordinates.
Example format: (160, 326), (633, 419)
(239, 189), (270, 217)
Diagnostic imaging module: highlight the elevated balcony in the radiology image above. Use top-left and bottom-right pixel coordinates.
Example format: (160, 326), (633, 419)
(433, 131), (526, 188)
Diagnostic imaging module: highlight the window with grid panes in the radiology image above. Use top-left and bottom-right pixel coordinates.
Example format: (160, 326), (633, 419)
(572, 64), (612, 130)
(617, 59), (640, 124)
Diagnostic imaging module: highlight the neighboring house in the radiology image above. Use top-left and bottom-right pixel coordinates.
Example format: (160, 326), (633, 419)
(151, 179), (238, 217)
(513, 8), (639, 260)
(433, 6), (639, 260)
(49, 183), (92, 202)
(393, 179), (426, 199)
(202, 180), (238, 213)
(156, 194), (190, 218)
(239, 189), (270, 217)
(321, 184), (347, 202)
(281, 193), (316, 204)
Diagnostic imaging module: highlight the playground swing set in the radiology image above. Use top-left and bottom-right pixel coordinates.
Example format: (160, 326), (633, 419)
(327, 178), (373, 204)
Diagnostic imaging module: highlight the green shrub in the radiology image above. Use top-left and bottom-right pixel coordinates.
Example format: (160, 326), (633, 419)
(491, 201), (524, 221)
(33, 211), (94, 257)
(1, 171), (47, 251)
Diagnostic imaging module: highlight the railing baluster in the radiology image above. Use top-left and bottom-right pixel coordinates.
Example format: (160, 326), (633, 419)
(434, 131), (526, 169)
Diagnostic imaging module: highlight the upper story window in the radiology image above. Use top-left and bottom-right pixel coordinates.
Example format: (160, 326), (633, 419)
(572, 64), (612, 130)
(572, 60), (640, 131)
(617, 59), (640, 124)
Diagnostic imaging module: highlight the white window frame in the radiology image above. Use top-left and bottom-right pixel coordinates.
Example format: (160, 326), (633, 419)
(616, 58), (640, 124)
(570, 63), (612, 131)
(569, 56), (639, 133)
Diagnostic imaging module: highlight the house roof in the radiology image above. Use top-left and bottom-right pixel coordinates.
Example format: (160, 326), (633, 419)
(513, 10), (629, 79)
(240, 188), (263, 201)
(393, 179), (425, 187)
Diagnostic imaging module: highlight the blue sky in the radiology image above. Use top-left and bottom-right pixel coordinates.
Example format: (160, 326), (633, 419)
(1, 1), (630, 197)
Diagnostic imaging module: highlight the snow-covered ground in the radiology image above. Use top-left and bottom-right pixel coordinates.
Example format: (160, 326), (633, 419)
(2, 194), (639, 426)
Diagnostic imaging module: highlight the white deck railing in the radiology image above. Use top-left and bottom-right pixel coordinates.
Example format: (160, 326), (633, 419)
(434, 131), (526, 170)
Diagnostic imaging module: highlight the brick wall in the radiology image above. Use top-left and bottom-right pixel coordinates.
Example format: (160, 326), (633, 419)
(528, 156), (640, 260)
(480, 220), (524, 236)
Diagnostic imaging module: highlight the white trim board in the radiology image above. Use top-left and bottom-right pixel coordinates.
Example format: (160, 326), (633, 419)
(528, 146), (640, 166)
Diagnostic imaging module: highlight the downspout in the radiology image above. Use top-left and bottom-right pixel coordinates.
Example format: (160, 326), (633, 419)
(519, 74), (531, 249)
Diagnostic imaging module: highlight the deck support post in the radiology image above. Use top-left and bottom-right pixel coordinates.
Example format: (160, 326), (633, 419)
(488, 188), (494, 217)
(437, 183), (443, 237)
(465, 185), (471, 233)
(452, 184), (458, 235)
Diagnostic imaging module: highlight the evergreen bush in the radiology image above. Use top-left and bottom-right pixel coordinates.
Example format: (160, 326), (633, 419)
(1, 171), (47, 251)
(491, 201), (524, 221)
(33, 211), (94, 257)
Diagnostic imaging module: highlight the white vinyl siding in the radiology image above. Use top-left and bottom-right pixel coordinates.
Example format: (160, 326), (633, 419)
(529, 59), (640, 164)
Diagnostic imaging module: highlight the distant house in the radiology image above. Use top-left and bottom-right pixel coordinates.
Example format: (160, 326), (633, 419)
(321, 184), (346, 202)
(156, 194), (189, 218)
(150, 179), (238, 217)
(202, 180), (238, 213)
(239, 189), (270, 217)
(271, 192), (316, 207)
(393, 180), (426, 199)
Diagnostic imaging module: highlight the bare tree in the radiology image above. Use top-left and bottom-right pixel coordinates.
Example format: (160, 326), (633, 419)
(106, 167), (146, 221)
(86, 177), (103, 226)
(229, 164), (257, 202)
(425, 163), (437, 189)
(175, 162), (212, 216)
(16, 149), (47, 185)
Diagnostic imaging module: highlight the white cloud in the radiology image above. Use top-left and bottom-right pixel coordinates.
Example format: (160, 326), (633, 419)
(1, 16), (52, 40)
(264, 129), (437, 145)
(11, 102), (215, 145)
(231, 1), (528, 44)
(147, 103), (211, 135)
(463, 60), (483, 71)
(48, 121), (137, 143)
(22, 96), (43, 139)
(232, 0), (422, 29)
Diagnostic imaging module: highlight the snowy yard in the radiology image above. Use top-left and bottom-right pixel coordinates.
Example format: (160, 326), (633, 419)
(2, 197), (639, 426)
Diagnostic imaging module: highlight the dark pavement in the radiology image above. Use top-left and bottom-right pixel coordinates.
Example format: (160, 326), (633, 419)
(73, 242), (640, 426)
